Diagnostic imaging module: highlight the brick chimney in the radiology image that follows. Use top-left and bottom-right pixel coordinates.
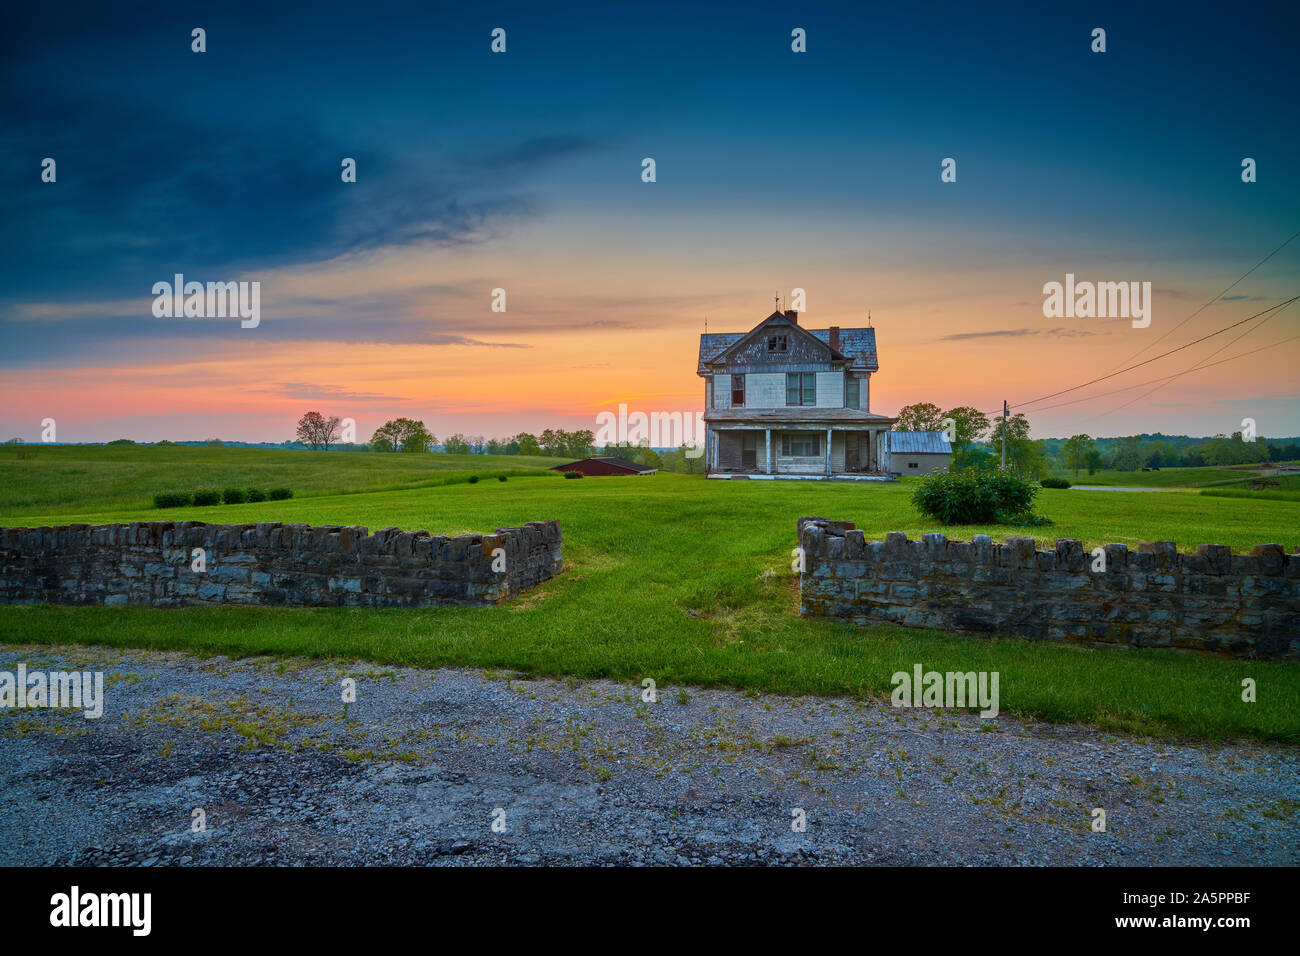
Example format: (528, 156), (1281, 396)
(828, 326), (840, 351)
(783, 309), (798, 325)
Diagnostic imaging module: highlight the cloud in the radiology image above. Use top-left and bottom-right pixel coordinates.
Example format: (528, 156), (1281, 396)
(936, 327), (1103, 342)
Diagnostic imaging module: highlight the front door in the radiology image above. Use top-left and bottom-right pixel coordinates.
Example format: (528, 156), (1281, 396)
(741, 433), (757, 469)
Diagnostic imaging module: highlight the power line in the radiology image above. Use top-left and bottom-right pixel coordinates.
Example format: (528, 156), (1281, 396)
(1018, 331), (1300, 414)
(1094, 298), (1296, 419)
(1105, 227), (1300, 373)
(1007, 296), (1299, 413)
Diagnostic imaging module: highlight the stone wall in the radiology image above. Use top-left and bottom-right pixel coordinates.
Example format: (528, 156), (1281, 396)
(0, 520), (562, 609)
(797, 517), (1298, 659)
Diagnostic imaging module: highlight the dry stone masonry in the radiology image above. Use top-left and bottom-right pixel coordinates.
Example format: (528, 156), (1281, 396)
(797, 517), (1298, 659)
(0, 520), (562, 608)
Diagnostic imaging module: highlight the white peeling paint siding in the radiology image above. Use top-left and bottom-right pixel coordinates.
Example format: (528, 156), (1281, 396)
(814, 371), (843, 408)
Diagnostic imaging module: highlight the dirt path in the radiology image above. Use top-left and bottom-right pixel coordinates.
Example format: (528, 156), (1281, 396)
(1, 644), (1295, 866)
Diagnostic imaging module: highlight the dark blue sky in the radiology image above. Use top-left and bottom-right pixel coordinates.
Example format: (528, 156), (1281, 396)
(2, 0), (1298, 439)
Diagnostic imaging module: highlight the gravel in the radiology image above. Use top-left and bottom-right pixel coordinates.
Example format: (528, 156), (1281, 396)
(1, 643), (1295, 866)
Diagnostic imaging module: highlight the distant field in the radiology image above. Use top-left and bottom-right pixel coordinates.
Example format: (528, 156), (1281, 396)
(0, 443), (563, 517)
(1, 447), (1297, 742)
(1046, 464), (1281, 488)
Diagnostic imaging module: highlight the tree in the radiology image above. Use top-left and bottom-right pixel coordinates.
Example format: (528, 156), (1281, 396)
(560, 429), (595, 458)
(678, 442), (704, 474)
(296, 411), (342, 451)
(1063, 434), (1094, 476)
(1112, 435), (1143, 471)
(539, 428), (560, 455)
(1085, 449), (1103, 475)
(1007, 439), (1049, 480)
(985, 412), (1030, 465)
(514, 432), (541, 456)
(941, 405), (991, 471)
(941, 406), (990, 452)
(894, 402), (945, 432)
(370, 418), (433, 453)
(443, 433), (471, 455)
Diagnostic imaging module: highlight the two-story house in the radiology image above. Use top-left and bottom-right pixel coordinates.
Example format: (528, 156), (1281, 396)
(697, 309), (898, 478)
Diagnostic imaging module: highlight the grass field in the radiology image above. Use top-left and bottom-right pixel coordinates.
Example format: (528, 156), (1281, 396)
(0, 443), (561, 517)
(1047, 464), (1279, 488)
(1, 446), (1297, 743)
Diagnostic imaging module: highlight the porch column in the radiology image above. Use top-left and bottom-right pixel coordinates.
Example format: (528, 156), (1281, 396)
(882, 429), (892, 475)
(825, 427), (832, 476)
(764, 429), (771, 474)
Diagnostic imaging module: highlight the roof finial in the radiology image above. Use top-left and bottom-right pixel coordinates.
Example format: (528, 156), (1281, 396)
(867, 309), (872, 328)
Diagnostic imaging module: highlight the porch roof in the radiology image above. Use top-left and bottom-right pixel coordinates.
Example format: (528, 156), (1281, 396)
(705, 408), (896, 427)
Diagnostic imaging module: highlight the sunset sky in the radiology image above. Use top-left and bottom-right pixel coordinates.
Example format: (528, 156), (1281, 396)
(2, 1), (1298, 444)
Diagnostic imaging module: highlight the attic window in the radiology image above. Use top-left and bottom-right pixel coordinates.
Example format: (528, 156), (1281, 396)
(767, 335), (787, 352)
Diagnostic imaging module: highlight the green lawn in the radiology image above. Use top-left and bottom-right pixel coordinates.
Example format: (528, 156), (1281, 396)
(1047, 465), (1259, 488)
(1, 449), (1297, 743)
(0, 443), (562, 518)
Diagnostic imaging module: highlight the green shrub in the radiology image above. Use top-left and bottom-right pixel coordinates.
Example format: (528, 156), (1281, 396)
(268, 488), (293, 500)
(468, 475), (479, 484)
(910, 470), (1038, 524)
(192, 490), (221, 506)
(153, 492), (190, 509)
(563, 470), (583, 479)
(222, 487), (247, 505)
(246, 488), (268, 502)
(1040, 477), (1071, 489)
(498, 475), (508, 482)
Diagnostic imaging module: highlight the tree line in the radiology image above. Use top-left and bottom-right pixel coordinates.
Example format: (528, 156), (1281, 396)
(893, 402), (1298, 478)
(292, 411), (707, 473)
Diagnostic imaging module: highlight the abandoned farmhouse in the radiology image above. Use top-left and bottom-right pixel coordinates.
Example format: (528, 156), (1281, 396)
(698, 310), (950, 478)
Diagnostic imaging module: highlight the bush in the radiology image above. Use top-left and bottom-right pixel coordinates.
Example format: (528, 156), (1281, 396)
(268, 488), (293, 500)
(563, 470), (583, 479)
(222, 487), (247, 505)
(498, 475), (508, 482)
(468, 475), (480, 484)
(153, 492), (190, 509)
(910, 470), (1038, 525)
(246, 488), (268, 502)
(1040, 477), (1071, 489)
(192, 490), (221, 506)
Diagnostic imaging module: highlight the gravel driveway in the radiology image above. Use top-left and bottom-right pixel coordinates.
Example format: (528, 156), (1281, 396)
(2, 643), (1295, 866)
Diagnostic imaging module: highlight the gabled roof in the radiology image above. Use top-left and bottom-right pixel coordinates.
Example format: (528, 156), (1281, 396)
(890, 431), (953, 455)
(552, 457), (658, 474)
(698, 312), (878, 373)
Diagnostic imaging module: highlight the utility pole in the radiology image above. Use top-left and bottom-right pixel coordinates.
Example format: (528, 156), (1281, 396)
(1001, 400), (1008, 470)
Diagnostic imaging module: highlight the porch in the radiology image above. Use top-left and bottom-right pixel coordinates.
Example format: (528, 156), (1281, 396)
(705, 424), (894, 478)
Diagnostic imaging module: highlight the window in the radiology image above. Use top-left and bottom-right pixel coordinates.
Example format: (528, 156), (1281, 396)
(908, 462), (919, 469)
(767, 335), (787, 352)
(731, 374), (745, 407)
(781, 433), (821, 457)
(785, 372), (815, 406)
(845, 377), (860, 409)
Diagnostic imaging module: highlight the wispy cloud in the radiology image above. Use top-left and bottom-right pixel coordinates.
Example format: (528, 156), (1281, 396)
(936, 327), (1104, 342)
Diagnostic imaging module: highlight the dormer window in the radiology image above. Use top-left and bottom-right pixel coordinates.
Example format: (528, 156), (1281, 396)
(767, 335), (787, 352)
